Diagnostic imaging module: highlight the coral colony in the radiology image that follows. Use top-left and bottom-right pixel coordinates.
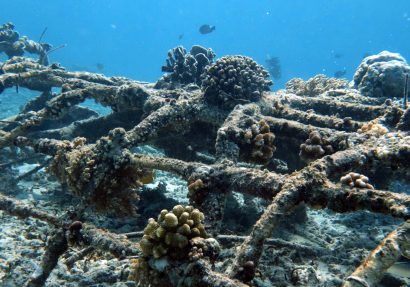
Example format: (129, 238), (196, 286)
(0, 23), (409, 286)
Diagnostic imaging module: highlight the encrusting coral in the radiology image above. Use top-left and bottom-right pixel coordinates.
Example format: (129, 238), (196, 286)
(201, 55), (272, 109)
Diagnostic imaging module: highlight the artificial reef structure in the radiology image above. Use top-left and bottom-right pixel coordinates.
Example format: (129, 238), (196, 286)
(0, 23), (409, 287)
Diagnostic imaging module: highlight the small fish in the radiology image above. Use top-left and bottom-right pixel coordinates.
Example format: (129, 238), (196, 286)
(96, 63), (104, 71)
(199, 24), (215, 35)
(265, 55), (282, 80)
(178, 34), (184, 40)
(334, 53), (344, 59)
(334, 70), (347, 78)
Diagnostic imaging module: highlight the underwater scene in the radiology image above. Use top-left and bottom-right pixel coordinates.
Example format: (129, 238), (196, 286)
(1, 1), (410, 286)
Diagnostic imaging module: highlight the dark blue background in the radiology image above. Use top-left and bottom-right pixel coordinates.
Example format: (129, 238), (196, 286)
(1, 0), (409, 88)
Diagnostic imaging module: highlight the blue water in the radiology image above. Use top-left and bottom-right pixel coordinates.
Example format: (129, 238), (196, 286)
(1, 0), (410, 88)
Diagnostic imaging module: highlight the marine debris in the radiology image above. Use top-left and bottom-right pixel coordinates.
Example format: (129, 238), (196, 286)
(0, 23), (410, 286)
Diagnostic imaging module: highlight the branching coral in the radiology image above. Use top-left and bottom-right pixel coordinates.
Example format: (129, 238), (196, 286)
(340, 172), (374, 189)
(139, 205), (207, 259)
(299, 130), (334, 162)
(201, 55), (272, 109)
(155, 45), (215, 88)
(242, 119), (276, 164)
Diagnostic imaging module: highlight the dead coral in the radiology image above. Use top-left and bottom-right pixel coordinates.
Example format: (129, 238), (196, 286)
(340, 172), (374, 189)
(0, 22), (52, 65)
(299, 130), (334, 161)
(129, 258), (173, 287)
(397, 107), (410, 130)
(228, 133), (410, 282)
(47, 128), (154, 214)
(202, 55), (272, 109)
(286, 74), (348, 97)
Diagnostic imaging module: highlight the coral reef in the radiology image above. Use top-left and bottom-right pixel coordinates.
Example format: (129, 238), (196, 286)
(0, 27), (409, 287)
(340, 172), (374, 189)
(215, 114), (276, 165)
(286, 74), (348, 97)
(357, 120), (388, 135)
(139, 205), (207, 259)
(354, 50), (410, 98)
(242, 119), (276, 164)
(299, 130), (334, 162)
(202, 55), (272, 109)
(155, 45), (215, 88)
